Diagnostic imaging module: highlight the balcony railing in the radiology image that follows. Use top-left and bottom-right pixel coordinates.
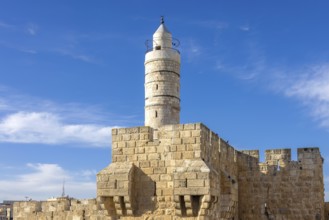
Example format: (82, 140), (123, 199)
(145, 38), (180, 54)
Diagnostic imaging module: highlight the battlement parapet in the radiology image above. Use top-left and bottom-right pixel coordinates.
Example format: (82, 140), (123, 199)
(238, 147), (322, 172)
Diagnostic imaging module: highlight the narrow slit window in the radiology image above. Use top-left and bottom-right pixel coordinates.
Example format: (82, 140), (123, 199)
(154, 182), (157, 196)
(156, 84), (158, 90)
(119, 196), (127, 216)
(179, 196), (187, 217)
(155, 111), (158, 118)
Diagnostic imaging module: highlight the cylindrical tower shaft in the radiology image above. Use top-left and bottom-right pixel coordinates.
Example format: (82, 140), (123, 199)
(144, 20), (180, 129)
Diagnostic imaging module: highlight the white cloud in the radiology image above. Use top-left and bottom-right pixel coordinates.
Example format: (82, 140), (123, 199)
(275, 64), (329, 130)
(0, 112), (112, 147)
(0, 163), (96, 201)
(0, 86), (133, 147)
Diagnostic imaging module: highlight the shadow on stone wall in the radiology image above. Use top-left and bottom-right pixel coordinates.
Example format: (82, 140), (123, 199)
(134, 167), (156, 216)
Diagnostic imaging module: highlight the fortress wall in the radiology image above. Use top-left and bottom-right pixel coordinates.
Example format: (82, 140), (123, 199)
(13, 199), (109, 220)
(218, 139), (239, 219)
(14, 125), (326, 220)
(237, 148), (325, 220)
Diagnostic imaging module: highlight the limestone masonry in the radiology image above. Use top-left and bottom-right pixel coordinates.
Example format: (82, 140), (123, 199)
(14, 19), (327, 220)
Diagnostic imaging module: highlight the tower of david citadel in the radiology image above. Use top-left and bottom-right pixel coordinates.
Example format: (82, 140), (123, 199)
(14, 19), (328, 220)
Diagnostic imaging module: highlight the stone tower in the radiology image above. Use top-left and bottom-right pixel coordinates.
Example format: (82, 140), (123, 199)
(144, 17), (181, 129)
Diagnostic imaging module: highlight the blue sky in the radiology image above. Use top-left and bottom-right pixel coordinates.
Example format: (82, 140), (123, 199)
(0, 1), (328, 201)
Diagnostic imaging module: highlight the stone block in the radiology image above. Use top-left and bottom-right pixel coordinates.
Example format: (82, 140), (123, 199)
(160, 174), (172, 181)
(117, 128), (126, 134)
(142, 168), (154, 175)
(122, 148), (135, 155)
(117, 141), (126, 148)
(154, 167), (166, 174)
(158, 161), (165, 167)
(192, 130), (202, 137)
(172, 138), (182, 145)
(136, 147), (145, 154)
(182, 151), (194, 159)
(176, 145), (186, 151)
(139, 161), (150, 168)
(140, 133), (152, 140)
(150, 160), (159, 167)
(184, 124), (196, 130)
(137, 154), (147, 161)
(182, 137), (196, 144)
(172, 152), (182, 159)
(170, 145), (177, 151)
(187, 179), (205, 187)
(148, 153), (161, 160)
(122, 134), (131, 141)
(180, 130), (191, 138)
(145, 146), (157, 153)
(162, 188), (173, 196)
(130, 133), (140, 140)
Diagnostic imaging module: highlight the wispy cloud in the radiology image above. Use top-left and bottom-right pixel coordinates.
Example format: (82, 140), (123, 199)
(0, 163), (96, 200)
(192, 20), (229, 30)
(223, 57), (329, 131)
(215, 39), (266, 81)
(272, 63), (329, 130)
(54, 48), (96, 63)
(239, 24), (250, 32)
(0, 21), (15, 29)
(20, 48), (37, 54)
(26, 23), (38, 36)
(181, 39), (202, 63)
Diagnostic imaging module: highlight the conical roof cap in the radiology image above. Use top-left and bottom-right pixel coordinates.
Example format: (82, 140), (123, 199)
(154, 23), (171, 34)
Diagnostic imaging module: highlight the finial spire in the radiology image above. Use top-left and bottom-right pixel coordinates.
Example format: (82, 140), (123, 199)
(61, 179), (65, 197)
(160, 16), (164, 24)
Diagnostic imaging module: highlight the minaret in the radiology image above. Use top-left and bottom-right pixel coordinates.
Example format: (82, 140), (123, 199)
(145, 17), (181, 129)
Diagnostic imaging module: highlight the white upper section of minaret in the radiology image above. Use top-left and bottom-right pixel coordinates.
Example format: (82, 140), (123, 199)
(152, 23), (172, 49)
(145, 22), (180, 63)
(144, 19), (181, 129)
